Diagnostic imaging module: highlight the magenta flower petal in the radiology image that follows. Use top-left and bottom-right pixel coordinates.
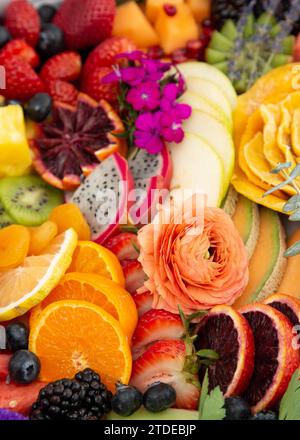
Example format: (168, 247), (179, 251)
(126, 81), (161, 111)
(163, 83), (179, 101)
(115, 50), (145, 61)
(134, 111), (164, 154)
(174, 103), (192, 120)
(121, 67), (146, 86)
(101, 68), (121, 84)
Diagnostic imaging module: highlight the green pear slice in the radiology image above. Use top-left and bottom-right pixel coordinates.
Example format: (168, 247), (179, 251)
(183, 110), (235, 198)
(185, 76), (232, 122)
(179, 91), (232, 133)
(168, 133), (224, 208)
(177, 61), (237, 110)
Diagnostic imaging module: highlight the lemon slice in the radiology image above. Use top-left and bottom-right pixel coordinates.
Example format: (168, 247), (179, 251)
(0, 228), (78, 321)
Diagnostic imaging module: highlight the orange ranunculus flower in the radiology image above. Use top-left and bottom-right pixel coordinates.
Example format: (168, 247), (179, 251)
(138, 197), (249, 314)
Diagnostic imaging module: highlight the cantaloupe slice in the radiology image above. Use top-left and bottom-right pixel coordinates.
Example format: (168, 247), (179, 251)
(155, 4), (199, 55)
(146, 0), (184, 23)
(278, 229), (300, 298)
(186, 0), (211, 22)
(113, 1), (159, 48)
(234, 208), (287, 308)
(222, 186), (239, 217)
(232, 195), (260, 258)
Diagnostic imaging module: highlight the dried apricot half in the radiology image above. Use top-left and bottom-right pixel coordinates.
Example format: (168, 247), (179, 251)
(0, 225), (30, 271)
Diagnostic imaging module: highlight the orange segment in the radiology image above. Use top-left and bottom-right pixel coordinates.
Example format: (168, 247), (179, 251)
(29, 300), (132, 391)
(0, 225), (30, 271)
(0, 228), (78, 322)
(28, 221), (58, 256)
(68, 241), (125, 286)
(30, 272), (137, 339)
(50, 203), (91, 241)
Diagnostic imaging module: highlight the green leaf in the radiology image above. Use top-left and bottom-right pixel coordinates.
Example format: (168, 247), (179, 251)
(279, 370), (300, 420)
(283, 195), (300, 213)
(263, 178), (292, 197)
(196, 349), (219, 361)
(284, 240), (300, 257)
(198, 372), (226, 420)
(270, 162), (292, 174)
(290, 164), (300, 180)
(120, 225), (139, 234)
(131, 240), (140, 254)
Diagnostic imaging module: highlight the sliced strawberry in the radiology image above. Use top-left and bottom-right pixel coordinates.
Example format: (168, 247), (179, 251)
(0, 55), (44, 101)
(0, 354), (10, 382)
(53, 0), (115, 50)
(4, 0), (40, 47)
(132, 309), (184, 360)
(40, 51), (82, 83)
(130, 339), (200, 410)
(46, 80), (79, 106)
(132, 289), (153, 317)
(81, 65), (118, 104)
(121, 259), (147, 294)
(294, 33), (300, 61)
(0, 39), (40, 68)
(0, 381), (45, 415)
(83, 36), (136, 76)
(104, 232), (139, 261)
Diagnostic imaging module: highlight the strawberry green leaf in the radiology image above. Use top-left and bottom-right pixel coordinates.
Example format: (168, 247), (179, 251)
(198, 371), (226, 420)
(279, 370), (300, 420)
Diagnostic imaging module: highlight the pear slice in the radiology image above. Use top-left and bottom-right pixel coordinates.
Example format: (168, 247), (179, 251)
(177, 61), (237, 110)
(179, 90), (232, 133)
(183, 110), (235, 198)
(168, 132), (224, 208)
(185, 76), (232, 122)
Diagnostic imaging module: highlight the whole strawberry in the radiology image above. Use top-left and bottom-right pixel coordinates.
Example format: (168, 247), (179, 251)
(40, 51), (82, 83)
(0, 39), (40, 68)
(53, 0), (115, 50)
(4, 0), (41, 47)
(46, 80), (79, 106)
(0, 55), (44, 101)
(81, 66), (118, 104)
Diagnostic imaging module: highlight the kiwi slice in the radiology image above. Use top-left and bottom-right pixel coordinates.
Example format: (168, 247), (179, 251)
(0, 175), (63, 227)
(0, 201), (14, 229)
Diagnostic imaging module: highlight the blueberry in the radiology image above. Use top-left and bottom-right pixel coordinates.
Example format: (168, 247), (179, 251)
(9, 350), (41, 384)
(224, 396), (251, 420)
(25, 93), (52, 122)
(6, 323), (28, 352)
(143, 382), (176, 413)
(37, 23), (64, 58)
(38, 4), (57, 23)
(250, 411), (278, 421)
(111, 384), (143, 417)
(0, 26), (11, 49)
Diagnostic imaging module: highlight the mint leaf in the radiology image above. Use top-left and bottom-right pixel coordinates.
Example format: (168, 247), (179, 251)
(284, 240), (300, 257)
(198, 371), (226, 420)
(279, 370), (300, 420)
(271, 162), (292, 174)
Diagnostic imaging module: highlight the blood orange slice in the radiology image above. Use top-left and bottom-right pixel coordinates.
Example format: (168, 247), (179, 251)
(196, 305), (254, 397)
(239, 303), (300, 414)
(264, 293), (300, 328)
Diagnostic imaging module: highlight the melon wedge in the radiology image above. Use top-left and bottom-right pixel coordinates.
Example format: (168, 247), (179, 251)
(278, 229), (300, 298)
(222, 185), (239, 217)
(179, 91), (232, 133)
(185, 77), (232, 122)
(108, 408), (198, 420)
(146, 0), (184, 23)
(183, 110), (235, 197)
(234, 208), (287, 308)
(168, 133), (224, 207)
(232, 195), (260, 258)
(177, 61), (237, 110)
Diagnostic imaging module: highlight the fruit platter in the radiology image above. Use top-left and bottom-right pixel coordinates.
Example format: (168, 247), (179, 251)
(2, 0), (300, 423)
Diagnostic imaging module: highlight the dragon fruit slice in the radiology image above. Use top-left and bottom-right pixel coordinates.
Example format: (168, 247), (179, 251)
(128, 145), (172, 225)
(71, 153), (134, 244)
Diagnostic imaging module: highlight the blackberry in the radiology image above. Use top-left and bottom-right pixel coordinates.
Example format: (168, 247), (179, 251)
(250, 410), (278, 420)
(212, 0), (246, 29)
(30, 369), (112, 420)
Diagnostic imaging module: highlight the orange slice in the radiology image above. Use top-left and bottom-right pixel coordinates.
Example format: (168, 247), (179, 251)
(68, 241), (125, 287)
(29, 300), (132, 391)
(30, 272), (138, 339)
(0, 228), (78, 322)
(0, 225), (30, 271)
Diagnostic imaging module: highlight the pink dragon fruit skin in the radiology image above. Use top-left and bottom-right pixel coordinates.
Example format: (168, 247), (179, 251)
(71, 153), (135, 244)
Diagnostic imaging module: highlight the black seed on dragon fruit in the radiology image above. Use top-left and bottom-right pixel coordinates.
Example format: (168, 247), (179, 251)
(71, 153), (134, 244)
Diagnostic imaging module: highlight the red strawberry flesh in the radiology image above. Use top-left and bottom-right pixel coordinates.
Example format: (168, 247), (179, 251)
(121, 259), (147, 294)
(104, 232), (139, 261)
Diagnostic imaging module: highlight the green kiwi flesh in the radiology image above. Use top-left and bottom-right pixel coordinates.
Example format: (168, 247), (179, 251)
(0, 201), (14, 229)
(0, 175), (63, 227)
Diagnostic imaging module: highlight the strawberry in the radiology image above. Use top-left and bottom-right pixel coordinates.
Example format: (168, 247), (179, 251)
(132, 289), (153, 317)
(46, 80), (79, 106)
(104, 232), (139, 261)
(83, 37), (136, 77)
(121, 259), (147, 294)
(0, 39), (40, 68)
(53, 0), (115, 50)
(81, 66), (118, 104)
(0, 381), (45, 415)
(294, 34), (300, 61)
(132, 309), (184, 360)
(0, 354), (10, 382)
(0, 55), (44, 101)
(4, 0), (40, 47)
(130, 339), (200, 410)
(40, 51), (82, 83)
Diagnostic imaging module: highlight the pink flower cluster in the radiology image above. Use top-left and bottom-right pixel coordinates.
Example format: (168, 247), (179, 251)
(103, 51), (191, 154)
